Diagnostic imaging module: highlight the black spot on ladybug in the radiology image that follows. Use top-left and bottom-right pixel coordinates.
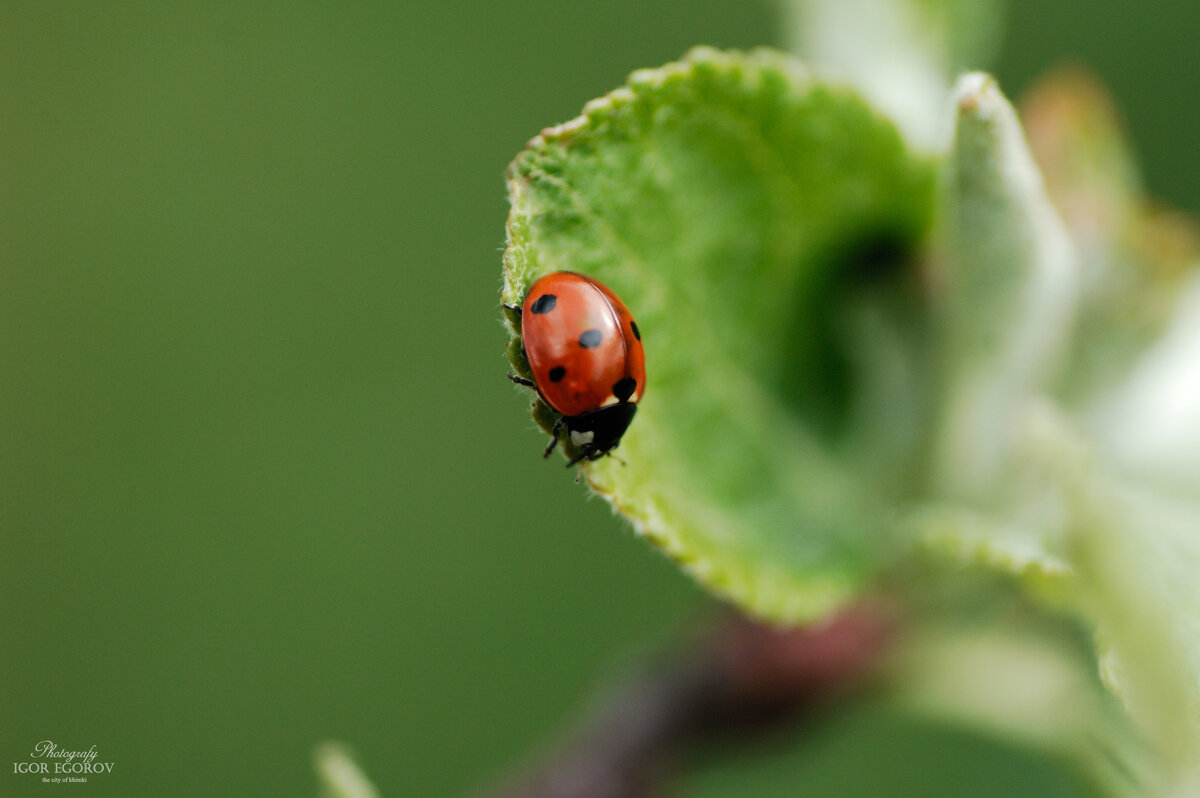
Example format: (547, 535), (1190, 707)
(530, 294), (557, 314)
(549, 366), (566, 382)
(578, 329), (603, 348)
(630, 320), (641, 340)
(613, 377), (637, 402)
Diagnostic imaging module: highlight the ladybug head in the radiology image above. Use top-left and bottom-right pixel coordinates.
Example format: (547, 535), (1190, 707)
(563, 403), (637, 466)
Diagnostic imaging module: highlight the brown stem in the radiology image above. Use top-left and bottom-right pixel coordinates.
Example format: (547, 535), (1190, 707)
(483, 602), (896, 798)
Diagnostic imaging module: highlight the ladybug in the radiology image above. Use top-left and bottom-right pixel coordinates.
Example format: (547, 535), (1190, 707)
(506, 272), (645, 466)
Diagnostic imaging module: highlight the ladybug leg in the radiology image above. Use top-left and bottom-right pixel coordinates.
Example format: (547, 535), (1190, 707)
(501, 303), (522, 316)
(507, 372), (535, 388)
(564, 444), (596, 468)
(543, 416), (565, 458)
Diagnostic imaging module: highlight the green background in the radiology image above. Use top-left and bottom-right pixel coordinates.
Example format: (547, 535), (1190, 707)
(2, 2), (1196, 796)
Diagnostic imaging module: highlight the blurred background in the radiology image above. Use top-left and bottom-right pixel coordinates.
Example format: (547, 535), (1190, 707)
(2, 2), (1197, 795)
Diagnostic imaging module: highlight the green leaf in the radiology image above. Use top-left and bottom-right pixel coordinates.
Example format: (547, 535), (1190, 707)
(502, 47), (935, 622)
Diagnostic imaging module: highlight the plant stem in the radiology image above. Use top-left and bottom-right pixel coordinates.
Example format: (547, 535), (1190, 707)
(483, 603), (895, 798)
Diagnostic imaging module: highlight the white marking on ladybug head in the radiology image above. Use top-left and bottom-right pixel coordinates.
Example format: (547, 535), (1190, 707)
(599, 394), (619, 408)
(570, 429), (595, 447)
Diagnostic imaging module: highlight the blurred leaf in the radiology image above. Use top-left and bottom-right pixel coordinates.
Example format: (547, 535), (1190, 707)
(933, 73), (1078, 500)
(1020, 68), (1141, 264)
(893, 617), (1157, 797)
(314, 742), (379, 798)
(778, 0), (1003, 149)
(503, 47), (935, 622)
(1018, 70), (1200, 493)
(1021, 68), (1199, 413)
(1071, 477), (1200, 782)
(919, 73), (1200, 788)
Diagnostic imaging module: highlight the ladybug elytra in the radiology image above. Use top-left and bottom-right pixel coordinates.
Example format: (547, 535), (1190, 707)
(507, 272), (645, 466)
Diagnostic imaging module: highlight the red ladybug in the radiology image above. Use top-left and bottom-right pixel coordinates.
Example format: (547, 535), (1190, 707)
(507, 272), (645, 466)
